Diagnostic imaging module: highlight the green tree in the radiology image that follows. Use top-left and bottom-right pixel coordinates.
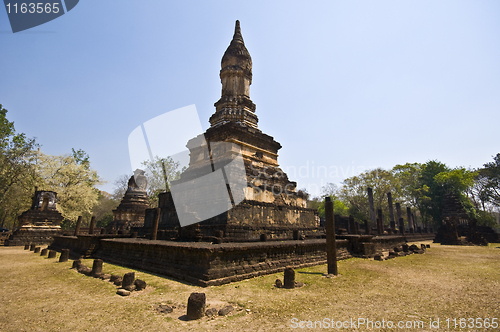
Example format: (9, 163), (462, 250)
(141, 156), (183, 207)
(309, 183), (349, 218)
(392, 162), (423, 207)
(92, 191), (119, 228)
(0, 104), (39, 230)
(339, 168), (399, 224)
(482, 153), (500, 207)
(35, 151), (102, 226)
(416, 160), (450, 226)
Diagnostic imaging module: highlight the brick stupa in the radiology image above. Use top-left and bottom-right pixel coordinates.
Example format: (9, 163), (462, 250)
(152, 21), (318, 241)
(5, 189), (64, 246)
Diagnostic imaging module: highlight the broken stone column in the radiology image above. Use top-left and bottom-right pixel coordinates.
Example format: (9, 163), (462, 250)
(59, 249), (69, 262)
(364, 220), (369, 235)
(24, 244), (29, 250)
(406, 207), (414, 233)
(34, 247), (41, 253)
(387, 192), (396, 230)
(325, 197), (338, 275)
(72, 259), (82, 269)
(377, 209), (384, 235)
(151, 208), (160, 240)
(40, 248), (48, 256)
(122, 272), (135, 290)
(74, 216), (82, 236)
(367, 188), (376, 234)
(349, 215), (357, 235)
(284, 267), (295, 289)
(399, 217), (405, 235)
(48, 250), (57, 258)
(30, 244), (36, 251)
(88, 216), (96, 235)
(395, 203), (402, 232)
(187, 292), (206, 320)
(91, 259), (103, 277)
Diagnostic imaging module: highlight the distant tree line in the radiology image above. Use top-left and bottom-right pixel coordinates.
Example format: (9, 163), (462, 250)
(309, 157), (500, 229)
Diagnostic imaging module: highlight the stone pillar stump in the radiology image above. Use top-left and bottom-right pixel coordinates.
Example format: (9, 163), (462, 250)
(187, 292), (206, 320)
(284, 267), (295, 289)
(59, 249), (69, 262)
(122, 272), (135, 289)
(91, 259), (103, 277)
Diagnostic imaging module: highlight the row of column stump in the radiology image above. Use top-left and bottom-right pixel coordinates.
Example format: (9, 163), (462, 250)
(25, 245), (148, 296)
(25, 244), (69, 261)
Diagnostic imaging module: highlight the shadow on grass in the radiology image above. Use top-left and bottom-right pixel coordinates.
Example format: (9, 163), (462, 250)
(297, 271), (323, 275)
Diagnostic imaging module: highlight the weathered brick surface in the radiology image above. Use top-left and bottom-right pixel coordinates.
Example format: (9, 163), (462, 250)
(4, 229), (64, 246)
(49, 234), (132, 258)
(94, 238), (352, 286)
(48, 233), (430, 287)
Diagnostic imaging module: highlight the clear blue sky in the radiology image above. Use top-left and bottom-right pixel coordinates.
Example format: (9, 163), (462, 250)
(1, 0), (499, 197)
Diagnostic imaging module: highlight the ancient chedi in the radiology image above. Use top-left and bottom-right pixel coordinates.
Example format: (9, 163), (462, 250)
(154, 21), (318, 240)
(5, 188), (64, 246)
(107, 169), (149, 233)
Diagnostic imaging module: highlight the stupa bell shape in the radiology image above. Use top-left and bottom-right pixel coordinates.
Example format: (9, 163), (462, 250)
(210, 20), (258, 128)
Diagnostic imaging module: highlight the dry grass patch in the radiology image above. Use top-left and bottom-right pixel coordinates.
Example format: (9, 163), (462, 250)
(1, 241), (499, 331)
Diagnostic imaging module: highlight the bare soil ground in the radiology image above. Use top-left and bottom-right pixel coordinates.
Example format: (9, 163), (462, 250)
(1, 241), (499, 331)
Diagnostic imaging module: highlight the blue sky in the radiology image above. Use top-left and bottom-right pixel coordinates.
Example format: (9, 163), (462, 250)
(1, 0), (499, 196)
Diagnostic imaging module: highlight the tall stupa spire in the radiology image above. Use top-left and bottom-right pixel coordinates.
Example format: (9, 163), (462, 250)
(210, 20), (258, 129)
(233, 20), (244, 43)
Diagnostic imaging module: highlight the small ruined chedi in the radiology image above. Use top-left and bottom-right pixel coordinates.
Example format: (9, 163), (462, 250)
(107, 170), (149, 233)
(5, 188), (64, 246)
(152, 20), (318, 241)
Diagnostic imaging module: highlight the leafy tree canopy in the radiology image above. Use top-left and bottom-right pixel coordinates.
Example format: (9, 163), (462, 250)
(35, 151), (103, 223)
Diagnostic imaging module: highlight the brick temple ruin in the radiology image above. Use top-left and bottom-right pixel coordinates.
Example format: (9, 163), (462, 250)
(146, 20), (317, 242)
(5, 188), (64, 246)
(106, 170), (149, 233)
(35, 21), (436, 286)
(434, 193), (499, 245)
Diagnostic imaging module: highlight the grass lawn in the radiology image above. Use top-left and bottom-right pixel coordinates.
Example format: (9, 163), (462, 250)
(1, 241), (499, 331)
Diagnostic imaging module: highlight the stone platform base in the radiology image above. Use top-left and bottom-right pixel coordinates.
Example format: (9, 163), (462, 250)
(403, 233), (436, 243)
(49, 234), (136, 258)
(4, 228), (64, 246)
(47, 234), (433, 286)
(94, 238), (351, 286)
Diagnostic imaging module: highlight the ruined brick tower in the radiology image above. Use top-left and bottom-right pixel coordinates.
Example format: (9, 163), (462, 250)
(152, 21), (318, 241)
